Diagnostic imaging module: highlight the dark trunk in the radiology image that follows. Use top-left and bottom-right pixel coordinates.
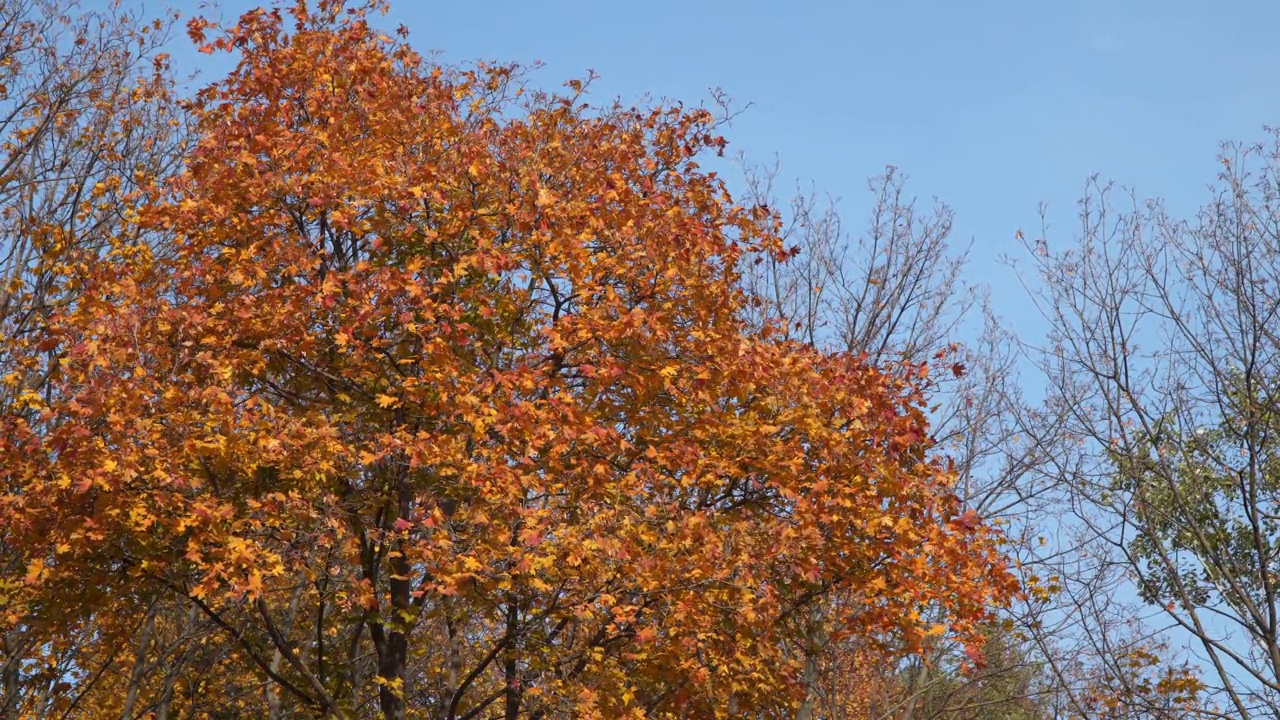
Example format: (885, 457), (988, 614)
(504, 600), (520, 720)
(0, 631), (22, 720)
(376, 485), (413, 720)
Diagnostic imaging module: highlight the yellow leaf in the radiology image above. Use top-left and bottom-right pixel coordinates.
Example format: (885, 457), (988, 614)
(536, 186), (557, 207)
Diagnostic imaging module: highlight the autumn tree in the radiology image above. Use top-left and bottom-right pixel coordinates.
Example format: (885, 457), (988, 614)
(0, 1), (186, 716)
(0, 2), (1014, 718)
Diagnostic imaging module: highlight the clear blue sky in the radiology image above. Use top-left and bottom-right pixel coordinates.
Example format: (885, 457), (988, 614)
(404, 1), (1280, 251)
(197, 0), (1280, 331)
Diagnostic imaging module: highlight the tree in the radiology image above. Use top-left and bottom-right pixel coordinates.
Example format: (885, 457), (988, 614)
(0, 2), (1014, 718)
(736, 161), (1042, 719)
(0, 1), (185, 716)
(1012, 133), (1280, 717)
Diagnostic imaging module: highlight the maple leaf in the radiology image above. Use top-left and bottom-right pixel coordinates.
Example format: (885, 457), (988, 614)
(245, 573), (264, 598)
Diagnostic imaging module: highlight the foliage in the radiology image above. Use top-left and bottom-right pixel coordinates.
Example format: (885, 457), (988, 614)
(0, 2), (1014, 717)
(0, 0), (185, 716)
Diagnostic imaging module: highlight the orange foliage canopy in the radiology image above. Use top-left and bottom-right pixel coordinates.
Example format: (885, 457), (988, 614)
(0, 2), (1014, 716)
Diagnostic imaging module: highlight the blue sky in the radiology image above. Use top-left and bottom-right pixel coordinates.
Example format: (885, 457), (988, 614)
(194, 0), (1280, 334)
(395, 0), (1280, 282)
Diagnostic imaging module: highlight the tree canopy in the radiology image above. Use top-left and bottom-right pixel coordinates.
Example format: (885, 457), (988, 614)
(0, 2), (1014, 717)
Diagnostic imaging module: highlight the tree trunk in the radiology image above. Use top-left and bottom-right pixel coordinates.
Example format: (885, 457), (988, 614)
(268, 583), (307, 719)
(154, 604), (197, 720)
(121, 604), (158, 719)
(795, 604), (825, 720)
(0, 630), (22, 720)
(375, 485), (413, 720)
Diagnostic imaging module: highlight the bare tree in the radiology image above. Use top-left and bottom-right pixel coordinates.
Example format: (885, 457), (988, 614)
(1013, 130), (1280, 718)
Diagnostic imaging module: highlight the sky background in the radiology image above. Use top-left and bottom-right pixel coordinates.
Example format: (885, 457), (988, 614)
(195, 0), (1280, 343)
